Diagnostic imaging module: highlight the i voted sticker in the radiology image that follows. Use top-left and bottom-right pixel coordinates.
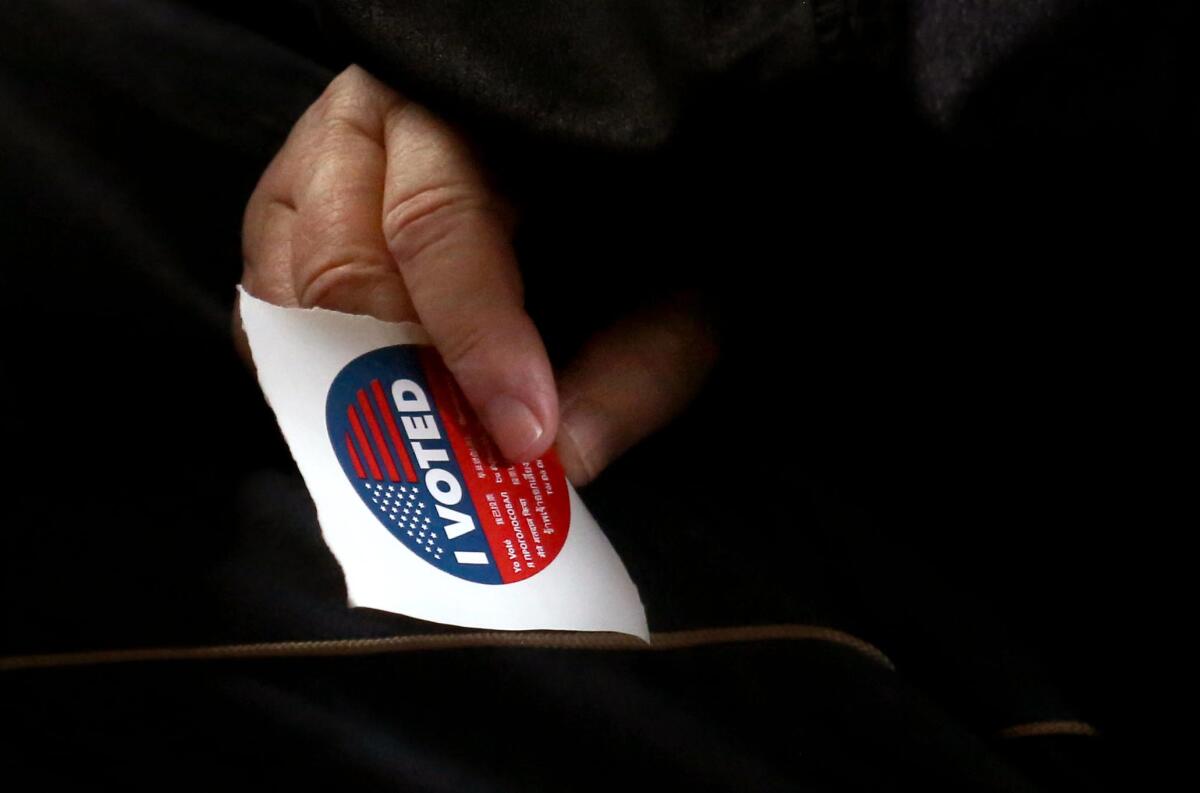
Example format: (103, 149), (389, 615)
(325, 345), (569, 585)
(241, 287), (648, 637)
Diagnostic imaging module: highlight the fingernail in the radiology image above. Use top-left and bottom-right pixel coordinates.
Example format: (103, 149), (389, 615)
(557, 406), (600, 486)
(483, 394), (544, 461)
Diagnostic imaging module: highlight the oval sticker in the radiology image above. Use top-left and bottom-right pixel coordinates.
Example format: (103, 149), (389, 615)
(325, 345), (569, 585)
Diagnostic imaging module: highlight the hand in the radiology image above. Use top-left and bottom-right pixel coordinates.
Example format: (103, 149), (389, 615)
(238, 65), (717, 484)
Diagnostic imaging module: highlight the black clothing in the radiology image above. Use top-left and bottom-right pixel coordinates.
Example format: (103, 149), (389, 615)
(3, 0), (1188, 789)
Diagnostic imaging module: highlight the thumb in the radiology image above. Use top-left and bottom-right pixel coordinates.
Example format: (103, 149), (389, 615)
(381, 102), (557, 463)
(556, 293), (719, 486)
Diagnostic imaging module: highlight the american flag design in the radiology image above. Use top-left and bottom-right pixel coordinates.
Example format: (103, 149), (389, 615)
(325, 345), (570, 585)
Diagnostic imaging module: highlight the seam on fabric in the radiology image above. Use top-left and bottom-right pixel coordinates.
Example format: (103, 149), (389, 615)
(996, 720), (1100, 739)
(0, 624), (892, 672)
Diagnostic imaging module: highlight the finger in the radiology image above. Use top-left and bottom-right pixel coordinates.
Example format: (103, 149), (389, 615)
(555, 294), (719, 486)
(289, 67), (416, 322)
(241, 122), (302, 306)
(237, 182), (297, 365)
(381, 102), (556, 463)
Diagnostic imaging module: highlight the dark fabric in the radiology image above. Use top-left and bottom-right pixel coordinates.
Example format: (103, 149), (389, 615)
(3, 0), (1189, 788)
(313, 0), (828, 148)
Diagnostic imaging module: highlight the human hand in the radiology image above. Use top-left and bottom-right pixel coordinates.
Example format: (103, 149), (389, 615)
(238, 65), (717, 484)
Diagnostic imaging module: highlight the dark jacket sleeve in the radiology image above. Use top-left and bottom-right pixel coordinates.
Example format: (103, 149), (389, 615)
(313, 0), (896, 151)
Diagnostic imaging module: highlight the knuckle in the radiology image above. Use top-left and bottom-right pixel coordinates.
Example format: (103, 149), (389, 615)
(435, 320), (491, 374)
(328, 64), (375, 97)
(311, 66), (403, 143)
(382, 184), (485, 268)
(632, 310), (718, 393)
(320, 66), (367, 109)
(296, 253), (394, 309)
(319, 113), (379, 145)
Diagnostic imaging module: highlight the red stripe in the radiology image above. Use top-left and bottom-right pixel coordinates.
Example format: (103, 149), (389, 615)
(345, 433), (366, 478)
(357, 389), (400, 482)
(347, 405), (382, 480)
(371, 378), (418, 482)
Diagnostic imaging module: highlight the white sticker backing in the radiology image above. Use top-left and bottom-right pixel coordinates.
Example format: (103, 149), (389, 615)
(238, 287), (649, 640)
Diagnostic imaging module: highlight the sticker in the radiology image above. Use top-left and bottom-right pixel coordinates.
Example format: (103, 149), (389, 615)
(238, 287), (648, 640)
(326, 345), (569, 585)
